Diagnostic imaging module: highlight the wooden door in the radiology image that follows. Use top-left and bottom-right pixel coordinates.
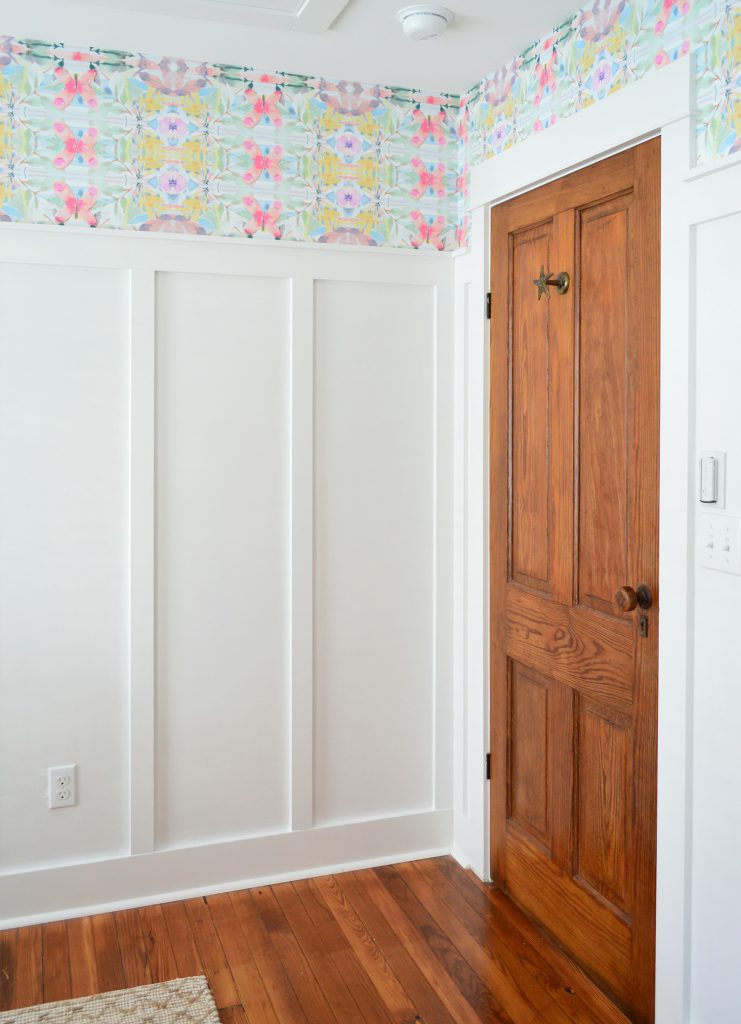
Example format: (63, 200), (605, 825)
(489, 140), (659, 1024)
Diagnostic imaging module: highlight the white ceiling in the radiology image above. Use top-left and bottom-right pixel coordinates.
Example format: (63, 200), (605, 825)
(9, 0), (579, 94)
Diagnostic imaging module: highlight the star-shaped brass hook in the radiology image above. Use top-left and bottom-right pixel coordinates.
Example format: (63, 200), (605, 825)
(533, 265), (570, 300)
(533, 265), (550, 299)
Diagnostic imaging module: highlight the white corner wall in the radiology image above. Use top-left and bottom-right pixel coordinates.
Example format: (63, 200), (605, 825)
(0, 230), (454, 926)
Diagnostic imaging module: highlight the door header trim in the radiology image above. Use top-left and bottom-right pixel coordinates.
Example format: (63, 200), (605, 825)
(470, 57), (692, 212)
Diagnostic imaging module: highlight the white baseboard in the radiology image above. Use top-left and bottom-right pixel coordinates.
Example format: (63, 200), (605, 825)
(0, 809), (452, 928)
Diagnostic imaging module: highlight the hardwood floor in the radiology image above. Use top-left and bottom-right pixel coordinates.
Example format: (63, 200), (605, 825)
(0, 857), (630, 1024)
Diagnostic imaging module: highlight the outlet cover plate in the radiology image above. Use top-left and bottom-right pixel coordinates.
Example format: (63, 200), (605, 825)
(48, 764), (78, 809)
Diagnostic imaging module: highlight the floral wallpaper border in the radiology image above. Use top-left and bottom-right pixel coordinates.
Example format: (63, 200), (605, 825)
(0, 0), (738, 250)
(0, 37), (462, 248)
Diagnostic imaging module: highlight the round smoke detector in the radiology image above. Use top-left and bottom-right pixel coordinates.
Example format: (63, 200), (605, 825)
(397, 5), (454, 41)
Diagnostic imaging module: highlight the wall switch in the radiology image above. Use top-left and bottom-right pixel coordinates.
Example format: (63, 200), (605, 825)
(700, 514), (741, 574)
(699, 451), (726, 508)
(48, 764), (77, 808)
(700, 455), (719, 502)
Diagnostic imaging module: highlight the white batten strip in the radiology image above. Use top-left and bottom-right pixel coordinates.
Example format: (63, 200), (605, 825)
(290, 275), (316, 831)
(129, 268), (157, 855)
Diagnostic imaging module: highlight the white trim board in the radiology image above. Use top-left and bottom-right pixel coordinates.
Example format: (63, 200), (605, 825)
(454, 53), (711, 1024)
(470, 57), (693, 210)
(72, 0), (351, 33)
(0, 219), (456, 259)
(0, 809), (452, 928)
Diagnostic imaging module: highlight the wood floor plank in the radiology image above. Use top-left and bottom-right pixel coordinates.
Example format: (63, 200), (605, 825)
(160, 902), (203, 979)
(290, 880), (353, 956)
(114, 910), (151, 989)
(91, 914), (125, 995)
(229, 889), (310, 1024)
(205, 892), (279, 1024)
(272, 881), (366, 1024)
(336, 871), (456, 1024)
(310, 873), (418, 1024)
(13, 925), (42, 1009)
(137, 905), (179, 984)
(67, 917), (99, 998)
(220, 1006), (250, 1024)
(360, 868), (490, 1024)
(250, 886), (337, 1024)
(0, 929), (18, 1011)
(292, 881), (396, 1024)
(183, 898), (239, 1009)
(42, 921), (71, 1003)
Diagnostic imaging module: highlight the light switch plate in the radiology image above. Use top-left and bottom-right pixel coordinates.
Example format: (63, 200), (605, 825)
(700, 514), (741, 574)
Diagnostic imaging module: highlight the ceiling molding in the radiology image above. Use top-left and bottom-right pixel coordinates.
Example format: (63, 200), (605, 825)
(73, 0), (352, 33)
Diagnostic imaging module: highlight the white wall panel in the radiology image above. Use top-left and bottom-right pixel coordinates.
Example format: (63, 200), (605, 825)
(0, 262), (129, 872)
(155, 271), (290, 849)
(314, 279), (435, 825)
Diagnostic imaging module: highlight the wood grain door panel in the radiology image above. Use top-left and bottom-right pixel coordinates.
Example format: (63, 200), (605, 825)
(508, 661), (550, 846)
(490, 140), (659, 1024)
(576, 700), (632, 914)
(505, 588), (634, 711)
(511, 223), (553, 592)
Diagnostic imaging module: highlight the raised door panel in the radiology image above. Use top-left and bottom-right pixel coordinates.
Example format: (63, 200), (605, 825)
(577, 197), (632, 616)
(508, 663), (549, 845)
(576, 701), (631, 914)
(511, 224), (553, 592)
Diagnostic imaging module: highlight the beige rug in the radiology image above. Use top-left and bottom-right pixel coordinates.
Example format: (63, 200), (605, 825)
(0, 977), (219, 1024)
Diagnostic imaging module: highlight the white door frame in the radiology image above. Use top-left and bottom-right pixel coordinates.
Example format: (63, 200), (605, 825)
(454, 56), (695, 1023)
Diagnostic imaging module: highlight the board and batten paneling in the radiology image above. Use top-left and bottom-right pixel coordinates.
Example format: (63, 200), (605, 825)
(155, 271), (291, 849)
(0, 231), (453, 924)
(314, 280), (436, 825)
(0, 261), (130, 873)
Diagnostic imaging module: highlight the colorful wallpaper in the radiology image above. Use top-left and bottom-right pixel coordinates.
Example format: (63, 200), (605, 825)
(0, 0), (738, 250)
(463, 0), (739, 171)
(0, 38), (461, 247)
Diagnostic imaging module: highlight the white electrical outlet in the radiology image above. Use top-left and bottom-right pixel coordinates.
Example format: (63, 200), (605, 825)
(48, 764), (78, 809)
(700, 514), (741, 574)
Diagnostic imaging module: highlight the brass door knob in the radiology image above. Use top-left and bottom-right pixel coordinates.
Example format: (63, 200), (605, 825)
(615, 584), (653, 612)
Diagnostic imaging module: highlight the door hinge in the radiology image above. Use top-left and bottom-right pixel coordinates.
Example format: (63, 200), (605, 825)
(486, 292), (491, 320)
(485, 753), (491, 780)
